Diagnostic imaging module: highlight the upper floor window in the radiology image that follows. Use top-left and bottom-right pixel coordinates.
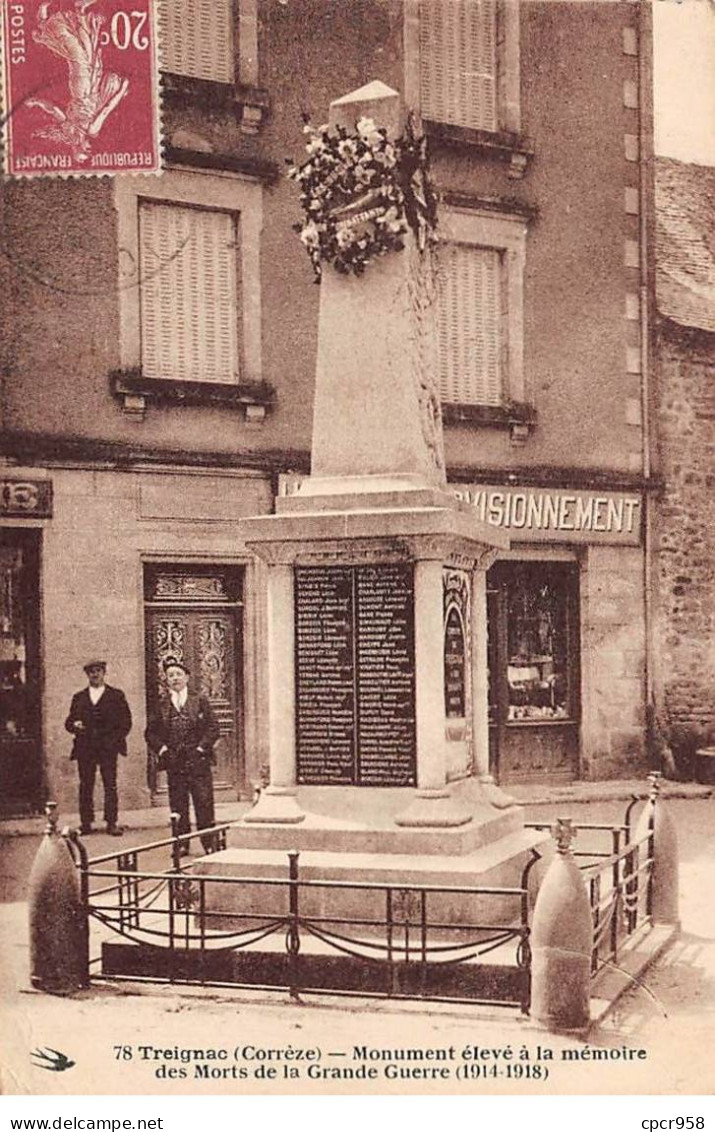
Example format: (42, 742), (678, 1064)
(437, 207), (527, 408)
(159, 0), (235, 84)
(420, 0), (497, 132)
(115, 168), (263, 390)
(406, 0), (521, 136)
(139, 202), (239, 384)
(437, 244), (502, 405)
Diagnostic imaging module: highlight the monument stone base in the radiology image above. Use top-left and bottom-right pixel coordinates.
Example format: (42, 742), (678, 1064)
(197, 780), (548, 930)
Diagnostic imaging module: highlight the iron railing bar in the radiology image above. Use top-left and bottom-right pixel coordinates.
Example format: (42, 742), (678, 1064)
(624, 795), (642, 838)
(525, 822), (629, 833)
(286, 879), (526, 896)
(89, 903), (288, 930)
(590, 875), (600, 974)
(287, 850), (300, 1000)
(88, 876), (169, 902)
(386, 888), (396, 995)
(88, 882), (126, 898)
(83, 869), (529, 897)
(86, 823), (234, 866)
(611, 829), (622, 963)
(577, 836), (653, 873)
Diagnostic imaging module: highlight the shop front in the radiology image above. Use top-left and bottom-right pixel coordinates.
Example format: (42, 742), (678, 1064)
(455, 482), (646, 785)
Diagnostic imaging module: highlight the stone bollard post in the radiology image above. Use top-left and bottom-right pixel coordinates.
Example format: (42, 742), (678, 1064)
(28, 803), (89, 993)
(530, 818), (593, 1033)
(635, 771), (680, 927)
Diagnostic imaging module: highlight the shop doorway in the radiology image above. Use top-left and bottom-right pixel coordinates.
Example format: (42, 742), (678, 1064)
(144, 565), (245, 799)
(487, 559), (581, 784)
(0, 529), (43, 813)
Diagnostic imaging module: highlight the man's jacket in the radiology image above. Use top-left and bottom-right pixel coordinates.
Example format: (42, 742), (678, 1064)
(64, 685), (132, 761)
(145, 693), (220, 769)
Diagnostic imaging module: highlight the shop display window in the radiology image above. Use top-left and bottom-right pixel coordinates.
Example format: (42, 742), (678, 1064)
(0, 545), (30, 742)
(488, 559), (579, 725)
(0, 530), (42, 810)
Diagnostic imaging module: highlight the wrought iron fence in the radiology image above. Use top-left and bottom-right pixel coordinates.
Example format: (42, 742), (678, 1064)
(70, 824), (537, 1012)
(65, 794), (659, 1011)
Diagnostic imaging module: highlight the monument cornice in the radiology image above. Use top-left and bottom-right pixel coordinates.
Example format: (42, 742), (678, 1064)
(241, 503), (508, 563)
(245, 537), (414, 568)
(244, 531), (504, 570)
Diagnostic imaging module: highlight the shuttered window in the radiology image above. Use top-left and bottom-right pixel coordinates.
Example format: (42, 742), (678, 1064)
(437, 244), (502, 406)
(139, 202), (239, 384)
(419, 0), (498, 132)
(159, 0), (234, 84)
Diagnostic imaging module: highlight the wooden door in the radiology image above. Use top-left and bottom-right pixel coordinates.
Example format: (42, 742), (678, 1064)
(144, 567), (244, 796)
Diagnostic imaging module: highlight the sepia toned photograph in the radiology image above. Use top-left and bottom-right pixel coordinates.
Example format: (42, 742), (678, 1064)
(0, 0), (713, 1105)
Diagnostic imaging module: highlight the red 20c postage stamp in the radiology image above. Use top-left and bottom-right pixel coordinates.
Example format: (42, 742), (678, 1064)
(1, 0), (161, 177)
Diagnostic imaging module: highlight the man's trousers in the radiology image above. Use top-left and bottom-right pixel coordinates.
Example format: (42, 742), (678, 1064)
(167, 756), (216, 853)
(77, 753), (118, 828)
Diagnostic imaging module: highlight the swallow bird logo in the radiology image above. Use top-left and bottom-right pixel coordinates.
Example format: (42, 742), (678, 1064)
(31, 1047), (76, 1072)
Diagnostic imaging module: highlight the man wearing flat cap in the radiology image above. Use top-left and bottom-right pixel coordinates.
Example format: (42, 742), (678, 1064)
(65, 660), (133, 836)
(145, 658), (220, 855)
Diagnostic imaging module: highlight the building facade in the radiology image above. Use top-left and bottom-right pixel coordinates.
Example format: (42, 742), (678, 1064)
(0, 0), (656, 815)
(652, 157), (715, 774)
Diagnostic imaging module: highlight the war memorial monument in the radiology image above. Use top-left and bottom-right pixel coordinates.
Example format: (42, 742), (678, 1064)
(201, 81), (545, 913)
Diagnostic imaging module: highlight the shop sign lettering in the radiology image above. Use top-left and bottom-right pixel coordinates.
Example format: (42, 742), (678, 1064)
(453, 486), (642, 545)
(0, 479), (53, 518)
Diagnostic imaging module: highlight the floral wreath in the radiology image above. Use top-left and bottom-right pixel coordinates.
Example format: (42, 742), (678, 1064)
(287, 114), (438, 281)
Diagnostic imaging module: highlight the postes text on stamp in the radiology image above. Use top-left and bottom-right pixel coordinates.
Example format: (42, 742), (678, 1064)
(1, 0), (161, 177)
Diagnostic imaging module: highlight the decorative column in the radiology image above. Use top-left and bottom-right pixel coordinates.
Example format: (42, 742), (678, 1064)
(470, 564), (516, 809)
(470, 567), (490, 779)
(396, 556), (472, 827)
(244, 562), (305, 824)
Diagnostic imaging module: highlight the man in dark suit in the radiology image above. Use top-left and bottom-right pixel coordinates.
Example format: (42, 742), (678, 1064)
(65, 660), (133, 836)
(145, 658), (220, 855)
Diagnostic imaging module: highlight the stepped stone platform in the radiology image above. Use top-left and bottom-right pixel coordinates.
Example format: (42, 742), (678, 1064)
(227, 783), (524, 856)
(196, 783), (548, 930)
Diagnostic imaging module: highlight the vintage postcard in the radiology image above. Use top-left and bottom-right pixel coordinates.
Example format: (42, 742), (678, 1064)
(0, 0), (713, 1111)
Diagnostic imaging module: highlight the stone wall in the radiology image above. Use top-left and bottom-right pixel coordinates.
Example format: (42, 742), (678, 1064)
(580, 544), (647, 778)
(655, 321), (715, 740)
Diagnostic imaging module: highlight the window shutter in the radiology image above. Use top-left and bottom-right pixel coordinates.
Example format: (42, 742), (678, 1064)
(159, 0), (234, 84)
(139, 202), (239, 385)
(437, 244), (502, 406)
(419, 0), (497, 131)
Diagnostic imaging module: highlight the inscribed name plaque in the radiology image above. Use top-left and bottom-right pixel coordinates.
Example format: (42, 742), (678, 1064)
(294, 567), (355, 784)
(295, 564), (416, 786)
(444, 606), (466, 718)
